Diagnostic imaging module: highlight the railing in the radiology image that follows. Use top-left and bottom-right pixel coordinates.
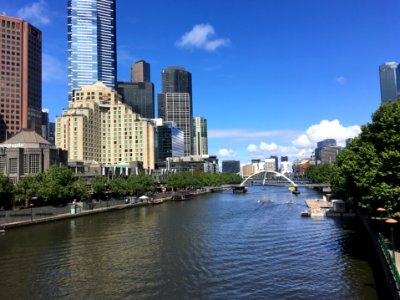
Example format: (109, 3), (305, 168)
(378, 233), (400, 288)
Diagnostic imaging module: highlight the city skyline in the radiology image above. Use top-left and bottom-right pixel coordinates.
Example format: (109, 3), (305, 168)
(2, 0), (399, 163)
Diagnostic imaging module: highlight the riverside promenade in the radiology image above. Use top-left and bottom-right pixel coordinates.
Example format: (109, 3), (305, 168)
(0, 187), (224, 231)
(0, 196), (172, 230)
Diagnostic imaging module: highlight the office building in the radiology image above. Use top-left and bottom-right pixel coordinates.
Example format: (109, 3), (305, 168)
(317, 139), (336, 148)
(167, 155), (218, 174)
(56, 81), (155, 169)
(117, 82), (154, 118)
(320, 146), (342, 165)
(222, 160), (240, 174)
(281, 156), (288, 162)
(41, 109), (49, 140)
(67, 0), (117, 100)
(270, 155), (278, 172)
(264, 158), (276, 172)
(280, 161), (291, 174)
(131, 60), (150, 83)
(379, 62), (400, 103)
(158, 66), (193, 156)
(315, 139), (338, 164)
(193, 117), (208, 156)
(117, 60), (154, 118)
(155, 119), (184, 163)
(0, 15), (42, 143)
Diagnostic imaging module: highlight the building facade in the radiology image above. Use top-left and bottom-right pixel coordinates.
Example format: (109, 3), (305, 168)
(0, 15), (42, 143)
(379, 62), (400, 103)
(56, 82), (155, 169)
(158, 66), (193, 156)
(131, 60), (150, 83)
(222, 160), (240, 174)
(67, 0), (117, 100)
(193, 117), (208, 156)
(0, 129), (68, 182)
(117, 82), (154, 118)
(158, 92), (192, 156)
(155, 119), (184, 163)
(117, 60), (154, 118)
(167, 155), (219, 174)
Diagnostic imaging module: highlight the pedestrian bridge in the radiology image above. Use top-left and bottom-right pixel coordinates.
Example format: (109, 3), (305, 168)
(240, 170), (297, 187)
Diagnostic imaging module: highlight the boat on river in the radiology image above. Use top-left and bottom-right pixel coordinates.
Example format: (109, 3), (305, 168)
(172, 192), (195, 201)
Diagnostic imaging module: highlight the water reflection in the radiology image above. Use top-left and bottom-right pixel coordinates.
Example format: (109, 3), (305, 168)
(0, 186), (382, 299)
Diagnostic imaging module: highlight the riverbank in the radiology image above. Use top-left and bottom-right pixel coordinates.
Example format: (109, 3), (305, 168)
(0, 187), (230, 231)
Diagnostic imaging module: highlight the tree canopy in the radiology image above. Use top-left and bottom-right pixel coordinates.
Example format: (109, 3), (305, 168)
(332, 99), (400, 212)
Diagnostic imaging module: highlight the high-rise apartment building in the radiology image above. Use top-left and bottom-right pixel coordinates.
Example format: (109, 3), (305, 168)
(56, 82), (155, 169)
(67, 0), (117, 100)
(0, 15), (42, 142)
(379, 62), (400, 103)
(193, 117), (208, 156)
(158, 66), (193, 156)
(117, 60), (154, 118)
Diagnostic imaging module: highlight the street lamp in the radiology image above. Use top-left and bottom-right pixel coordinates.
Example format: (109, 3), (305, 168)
(377, 207), (386, 227)
(386, 218), (398, 264)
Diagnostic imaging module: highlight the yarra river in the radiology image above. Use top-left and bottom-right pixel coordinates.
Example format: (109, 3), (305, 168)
(0, 186), (389, 299)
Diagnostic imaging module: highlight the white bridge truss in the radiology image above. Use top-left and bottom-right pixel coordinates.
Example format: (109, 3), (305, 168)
(240, 170), (297, 187)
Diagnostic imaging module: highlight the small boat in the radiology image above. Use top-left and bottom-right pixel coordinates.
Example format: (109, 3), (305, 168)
(292, 190), (301, 195)
(301, 210), (311, 217)
(151, 198), (163, 205)
(172, 192), (195, 201)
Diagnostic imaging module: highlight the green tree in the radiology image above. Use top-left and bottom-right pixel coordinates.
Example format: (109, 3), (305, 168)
(109, 176), (128, 199)
(14, 173), (44, 206)
(332, 99), (400, 212)
(92, 176), (108, 196)
(126, 173), (154, 196)
(0, 174), (14, 209)
(304, 164), (333, 184)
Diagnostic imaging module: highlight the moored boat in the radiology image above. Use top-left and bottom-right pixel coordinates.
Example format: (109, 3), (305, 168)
(172, 192), (195, 201)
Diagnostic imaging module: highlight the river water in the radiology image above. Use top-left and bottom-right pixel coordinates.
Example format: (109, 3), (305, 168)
(0, 186), (386, 299)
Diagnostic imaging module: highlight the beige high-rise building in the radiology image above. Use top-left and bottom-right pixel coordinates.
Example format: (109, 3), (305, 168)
(55, 82), (155, 169)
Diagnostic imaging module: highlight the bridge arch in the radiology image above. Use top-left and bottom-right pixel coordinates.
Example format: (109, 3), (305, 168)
(240, 170), (297, 187)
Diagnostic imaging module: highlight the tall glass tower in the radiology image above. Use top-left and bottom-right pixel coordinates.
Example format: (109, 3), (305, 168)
(67, 0), (117, 100)
(379, 62), (400, 103)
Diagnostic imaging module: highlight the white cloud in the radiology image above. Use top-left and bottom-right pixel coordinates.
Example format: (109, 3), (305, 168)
(260, 142), (278, 152)
(247, 144), (258, 153)
(218, 148), (236, 158)
(292, 134), (312, 149)
(42, 53), (65, 82)
(303, 119), (360, 146)
(176, 23), (230, 52)
(336, 76), (346, 85)
(17, 0), (50, 26)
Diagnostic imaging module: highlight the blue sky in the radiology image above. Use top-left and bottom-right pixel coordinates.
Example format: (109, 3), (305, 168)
(3, 0), (400, 163)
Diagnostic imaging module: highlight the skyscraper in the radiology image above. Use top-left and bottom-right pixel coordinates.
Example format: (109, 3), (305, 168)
(117, 60), (154, 118)
(193, 117), (208, 156)
(158, 66), (193, 156)
(379, 62), (400, 103)
(67, 0), (117, 100)
(131, 60), (150, 83)
(0, 15), (42, 143)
